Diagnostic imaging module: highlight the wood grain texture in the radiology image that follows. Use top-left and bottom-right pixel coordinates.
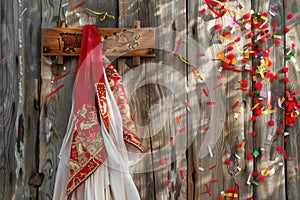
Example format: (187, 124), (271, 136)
(2, 0), (300, 199)
(252, 0), (286, 199)
(193, 0), (252, 199)
(284, 0), (300, 199)
(17, 0), (43, 199)
(118, 0), (187, 199)
(0, 0), (18, 199)
(1, 0), (42, 199)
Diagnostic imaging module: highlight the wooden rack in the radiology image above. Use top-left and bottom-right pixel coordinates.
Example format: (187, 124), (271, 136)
(42, 21), (156, 65)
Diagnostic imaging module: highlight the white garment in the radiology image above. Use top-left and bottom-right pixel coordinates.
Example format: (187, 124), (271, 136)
(53, 70), (141, 200)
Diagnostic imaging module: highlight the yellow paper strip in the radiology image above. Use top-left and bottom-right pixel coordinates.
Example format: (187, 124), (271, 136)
(291, 110), (299, 117)
(260, 16), (268, 22)
(218, 35), (229, 40)
(262, 102), (272, 108)
(244, 52), (250, 58)
(179, 55), (192, 66)
(239, 107), (244, 113)
(224, 193), (238, 198)
(262, 110), (276, 114)
(85, 8), (115, 21)
(251, 103), (260, 110)
(218, 53), (230, 64)
(261, 168), (271, 176)
(280, 97), (286, 105)
(265, 57), (269, 69)
(231, 58), (237, 65)
(253, 17), (258, 24)
(199, 73), (205, 81)
(274, 35), (282, 39)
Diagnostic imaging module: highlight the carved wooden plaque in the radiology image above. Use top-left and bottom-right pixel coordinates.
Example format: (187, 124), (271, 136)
(42, 28), (156, 57)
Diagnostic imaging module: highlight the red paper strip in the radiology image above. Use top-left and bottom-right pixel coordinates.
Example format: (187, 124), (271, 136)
(72, 1), (86, 10)
(222, 65), (254, 74)
(207, 102), (216, 105)
(46, 84), (64, 98)
(166, 180), (171, 185)
(180, 169), (185, 180)
(211, 179), (218, 183)
(179, 128), (186, 133)
(273, 20), (277, 33)
(205, 184), (212, 196)
(51, 69), (76, 84)
(174, 37), (183, 56)
(202, 88), (209, 96)
(271, 7), (278, 11)
(236, 139), (247, 148)
(170, 137), (174, 146)
(226, 187), (237, 193)
(233, 101), (239, 109)
(209, 165), (216, 170)
(198, 53), (205, 56)
(214, 83), (223, 89)
(175, 117), (181, 125)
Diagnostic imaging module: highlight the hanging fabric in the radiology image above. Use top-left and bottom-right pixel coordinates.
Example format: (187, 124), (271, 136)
(53, 25), (143, 200)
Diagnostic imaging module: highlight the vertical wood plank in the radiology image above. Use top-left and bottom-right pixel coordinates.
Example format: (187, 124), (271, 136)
(284, 0), (300, 199)
(119, 0), (171, 199)
(196, 0), (226, 197)
(252, 0), (286, 199)
(193, 0), (255, 199)
(18, 0), (43, 199)
(186, 1), (202, 199)
(186, 1), (197, 199)
(0, 0), (18, 199)
(119, 0), (189, 199)
(1, 0), (43, 198)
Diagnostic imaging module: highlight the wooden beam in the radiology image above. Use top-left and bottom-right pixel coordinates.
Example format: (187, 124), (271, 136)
(42, 27), (156, 57)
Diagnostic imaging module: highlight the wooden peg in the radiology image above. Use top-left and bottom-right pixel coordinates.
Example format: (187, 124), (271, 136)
(132, 20), (141, 66)
(57, 21), (66, 65)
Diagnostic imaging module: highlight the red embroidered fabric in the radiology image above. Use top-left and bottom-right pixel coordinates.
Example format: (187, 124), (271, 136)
(66, 25), (142, 197)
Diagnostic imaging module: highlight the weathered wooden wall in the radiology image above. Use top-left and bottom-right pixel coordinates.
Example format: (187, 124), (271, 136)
(1, 0), (300, 199)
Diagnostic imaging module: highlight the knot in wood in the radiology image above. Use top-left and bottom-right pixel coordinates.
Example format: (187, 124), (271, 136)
(227, 155), (240, 176)
(28, 173), (44, 188)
